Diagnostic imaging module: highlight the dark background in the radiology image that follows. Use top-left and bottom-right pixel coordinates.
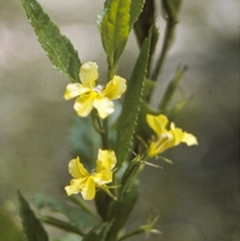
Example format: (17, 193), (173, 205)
(0, 0), (239, 240)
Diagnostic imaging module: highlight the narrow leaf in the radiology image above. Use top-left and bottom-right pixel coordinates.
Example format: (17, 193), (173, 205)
(159, 66), (187, 111)
(18, 191), (49, 241)
(21, 0), (81, 82)
(134, 0), (155, 45)
(98, 0), (131, 69)
(129, 0), (146, 28)
(134, 0), (159, 76)
(34, 193), (99, 229)
(40, 215), (85, 236)
(161, 0), (182, 23)
(82, 222), (112, 241)
(115, 31), (152, 167)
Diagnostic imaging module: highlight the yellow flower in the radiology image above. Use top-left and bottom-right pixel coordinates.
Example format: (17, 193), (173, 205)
(64, 62), (126, 119)
(65, 149), (117, 200)
(146, 114), (198, 157)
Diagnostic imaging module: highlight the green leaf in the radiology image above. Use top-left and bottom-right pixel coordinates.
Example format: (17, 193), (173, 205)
(161, 0), (182, 23)
(21, 0), (81, 82)
(134, 0), (155, 45)
(34, 193), (99, 229)
(98, 0), (131, 69)
(134, 0), (159, 76)
(159, 66), (187, 112)
(120, 158), (144, 195)
(129, 0), (146, 28)
(105, 180), (140, 241)
(115, 30), (152, 167)
(95, 190), (112, 221)
(40, 215), (85, 236)
(82, 222), (112, 241)
(18, 191), (49, 241)
(68, 116), (101, 170)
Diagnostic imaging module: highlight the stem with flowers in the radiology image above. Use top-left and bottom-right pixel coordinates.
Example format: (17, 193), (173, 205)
(18, 0), (198, 240)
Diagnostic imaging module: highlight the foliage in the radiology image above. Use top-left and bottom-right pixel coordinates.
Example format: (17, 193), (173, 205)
(18, 0), (198, 240)
(18, 191), (49, 241)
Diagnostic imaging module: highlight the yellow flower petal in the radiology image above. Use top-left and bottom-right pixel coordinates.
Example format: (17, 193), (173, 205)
(146, 114), (198, 157)
(93, 96), (114, 119)
(103, 75), (127, 100)
(96, 149), (117, 172)
(65, 178), (84, 196)
(146, 114), (168, 136)
(65, 149), (117, 200)
(93, 170), (112, 185)
(68, 157), (89, 179)
(81, 177), (96, 200)
(79, 62), (98, 88)
(182, 132), (198, 146)
(148, 133), (172, 157)
(64, 62), (127, 118)
(169, 124), (185, 146)
(64, 83), (89, 100)
(74, 91), (97, 117)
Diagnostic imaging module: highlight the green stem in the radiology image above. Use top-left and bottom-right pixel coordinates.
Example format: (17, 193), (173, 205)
(69, 195), (100, 219)
(91, 112), (105, 135)
(118, 227), (147, 241)
(107, 65), (117, 81)
(40, 215), (85, 236)
(102, 118), (109, 149)
(151, 20), (176, 81)
(90, 111), (109, 149)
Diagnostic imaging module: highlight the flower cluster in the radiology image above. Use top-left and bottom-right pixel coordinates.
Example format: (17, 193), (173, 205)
(64, 62), (126, 119)
(64, 61), (198, 201)
(65, 149), (117, 200)
(146, 114), (198, 157)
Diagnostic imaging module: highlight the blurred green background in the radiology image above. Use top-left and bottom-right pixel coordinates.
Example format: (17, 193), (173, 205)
(0, 0), (239, 240)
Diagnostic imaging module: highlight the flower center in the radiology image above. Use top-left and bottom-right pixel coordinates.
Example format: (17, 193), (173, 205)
(94, 85), (103, 93)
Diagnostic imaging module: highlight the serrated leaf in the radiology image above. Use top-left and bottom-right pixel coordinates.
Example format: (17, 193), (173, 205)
(18, 191), (49, 241)
(34, 193), (99, 229)
(134, 0), (156, 46)
(129, 0), (146, 28)
(115, 31), (152, 167)
(98, 0), (131, 69)
(105, 180), (140, 241)
(21, 0), (80, 82)
(134, 0), (159, 76)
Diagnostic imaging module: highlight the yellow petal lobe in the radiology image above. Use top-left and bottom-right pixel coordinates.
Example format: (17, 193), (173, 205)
(74, 91), (97, 117)
(79, 62), (98, 88)
(103, 75), (127, 100)
(93, 96), (114, 119)
(146, 114), (198, 157)
(68, 157), (89, 178)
